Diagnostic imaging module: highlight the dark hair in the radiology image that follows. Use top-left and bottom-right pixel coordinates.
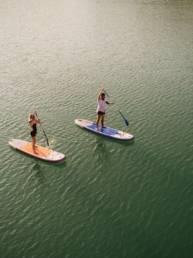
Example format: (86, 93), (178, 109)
(101, 93), (105, 97)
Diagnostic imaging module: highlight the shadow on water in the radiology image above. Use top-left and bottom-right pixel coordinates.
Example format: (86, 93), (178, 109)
(93, 134), (135, 166)
(23, 154), (67, 186)
(32, 163), (47, 185)
(31, 161), (66, 187)
(94, 137), (110, 162)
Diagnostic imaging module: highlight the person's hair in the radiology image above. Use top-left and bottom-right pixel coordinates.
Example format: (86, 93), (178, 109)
(101, 93), (105, 97)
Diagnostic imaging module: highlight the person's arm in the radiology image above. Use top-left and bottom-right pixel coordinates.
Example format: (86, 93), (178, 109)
(35, 118), (40, 124)
(28, 120), (32, 126)
(34, 113), (41, 124)
(106, 101), (114, 105)
(97, 87), (105, 100)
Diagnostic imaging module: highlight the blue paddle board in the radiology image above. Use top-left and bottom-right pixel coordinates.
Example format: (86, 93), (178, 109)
(75, 119), (134, 141)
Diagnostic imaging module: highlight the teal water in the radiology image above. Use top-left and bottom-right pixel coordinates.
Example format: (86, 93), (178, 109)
(1, 0), (193, 257)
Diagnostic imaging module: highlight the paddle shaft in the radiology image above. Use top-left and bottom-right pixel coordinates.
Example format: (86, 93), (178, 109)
(103, 89), (129, 126)
(34, 112), (49, 146)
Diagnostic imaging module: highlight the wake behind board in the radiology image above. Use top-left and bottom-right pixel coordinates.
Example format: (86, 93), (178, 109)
(9, 139), (65, 162)
(75, 119), (134, 141)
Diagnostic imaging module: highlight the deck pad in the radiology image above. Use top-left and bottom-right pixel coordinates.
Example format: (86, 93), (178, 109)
(20, 142), (52, 156)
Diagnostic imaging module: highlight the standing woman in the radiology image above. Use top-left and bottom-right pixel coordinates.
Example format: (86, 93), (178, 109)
(28, 113), (40, 152)
(96, 88), (113, 130)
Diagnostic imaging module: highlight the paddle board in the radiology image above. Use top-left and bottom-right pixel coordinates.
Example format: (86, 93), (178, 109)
(9, 139), (65, 162)
(75, 119), (134, 141)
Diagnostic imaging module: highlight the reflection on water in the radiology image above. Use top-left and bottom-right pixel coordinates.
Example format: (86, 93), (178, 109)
(94, 137), (110, 164)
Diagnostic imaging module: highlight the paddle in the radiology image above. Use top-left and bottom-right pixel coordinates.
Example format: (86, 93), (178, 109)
(118, 110), (129, 126)
(103, 89), (129, 127)
(34, 112), (50, 146)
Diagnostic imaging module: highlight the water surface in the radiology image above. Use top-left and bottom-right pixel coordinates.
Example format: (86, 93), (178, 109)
(1, 0), (193, 257)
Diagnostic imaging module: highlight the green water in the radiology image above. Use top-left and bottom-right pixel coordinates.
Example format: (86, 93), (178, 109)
(1, 0), (193, 257)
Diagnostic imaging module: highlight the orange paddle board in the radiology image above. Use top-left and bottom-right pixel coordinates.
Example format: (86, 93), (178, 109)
(9, 139), (65, 162)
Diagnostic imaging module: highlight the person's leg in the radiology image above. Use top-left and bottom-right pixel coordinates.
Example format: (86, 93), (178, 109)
(101, 114), (105, 128)
(32, 136), (37, 152)
(96, 114), (101, 130)
(32, 136), (34, 147)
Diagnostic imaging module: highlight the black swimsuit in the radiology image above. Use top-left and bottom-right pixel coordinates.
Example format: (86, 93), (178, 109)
(31, 123), (37, 137)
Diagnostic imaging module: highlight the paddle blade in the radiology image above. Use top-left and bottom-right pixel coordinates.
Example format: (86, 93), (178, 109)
(119, 111), (129, 126)
(124, 119), (129, 127)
